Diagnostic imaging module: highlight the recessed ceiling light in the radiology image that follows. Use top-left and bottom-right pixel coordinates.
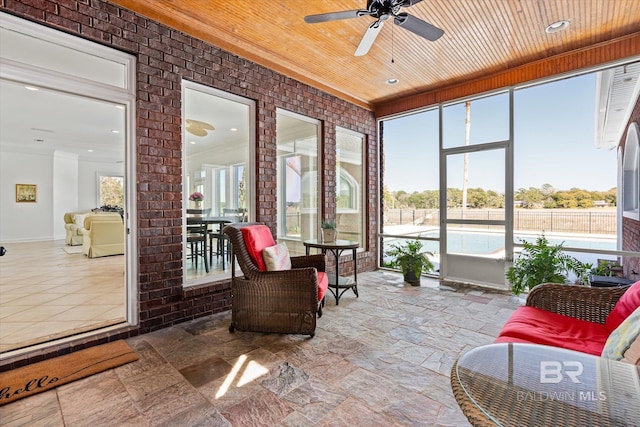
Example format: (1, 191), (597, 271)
(386, 78), (400, 85)
(545, 20), (570, 33)
(230, 128), (238, 132)
(189, 141), (196, 145)
(87, 149), (94, 153)
(111, 130), (120, 134)
(25, 86), (39, 91)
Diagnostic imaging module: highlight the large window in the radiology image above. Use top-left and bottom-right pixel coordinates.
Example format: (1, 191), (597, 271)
(381, 60), (640, 287)
(182, 81), (254, 284)
(336, 127), (365, 247)
(276, 110), (320, 255)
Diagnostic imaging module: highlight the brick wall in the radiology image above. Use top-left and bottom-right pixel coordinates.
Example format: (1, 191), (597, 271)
(621, 94), (640, 282)
(0, 0), (378, 368)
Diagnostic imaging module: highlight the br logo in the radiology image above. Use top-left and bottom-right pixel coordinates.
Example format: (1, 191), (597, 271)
(539, 361), (583, 384)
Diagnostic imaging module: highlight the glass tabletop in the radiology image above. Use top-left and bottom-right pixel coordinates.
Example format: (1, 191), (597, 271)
(453, 343), (640, 426)
(303, 239), (359, 249)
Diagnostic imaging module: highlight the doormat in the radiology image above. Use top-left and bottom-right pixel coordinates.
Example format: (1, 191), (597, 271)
(0, 340), (138, 406)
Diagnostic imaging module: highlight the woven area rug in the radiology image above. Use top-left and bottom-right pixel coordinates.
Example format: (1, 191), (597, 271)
(0, 340), (138, 405)
(62, 246), (83, 254)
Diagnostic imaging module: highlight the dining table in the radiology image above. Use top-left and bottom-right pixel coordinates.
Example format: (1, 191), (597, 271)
(186, 216), (235, 270)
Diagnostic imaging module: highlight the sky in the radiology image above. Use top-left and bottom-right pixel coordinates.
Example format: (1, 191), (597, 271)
(383, 72), (618, 193)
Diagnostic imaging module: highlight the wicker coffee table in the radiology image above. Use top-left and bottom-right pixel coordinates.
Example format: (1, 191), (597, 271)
(451, 343), (640, 426)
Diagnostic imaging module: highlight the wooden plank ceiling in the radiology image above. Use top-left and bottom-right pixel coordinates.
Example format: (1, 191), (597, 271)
(109, 0), (640, 114)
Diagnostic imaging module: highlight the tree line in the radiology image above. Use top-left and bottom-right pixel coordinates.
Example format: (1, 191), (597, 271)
(384, 184), (617, 209)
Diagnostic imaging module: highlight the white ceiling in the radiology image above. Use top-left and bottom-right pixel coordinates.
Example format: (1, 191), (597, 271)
(0, 79), (125, 163)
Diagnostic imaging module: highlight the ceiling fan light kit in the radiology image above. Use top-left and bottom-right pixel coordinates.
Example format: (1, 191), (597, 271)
(305, 0), (444, 57)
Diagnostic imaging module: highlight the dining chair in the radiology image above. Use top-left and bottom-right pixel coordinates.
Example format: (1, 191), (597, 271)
(210, 208), (247, 268)
(187, 221), (209, 272)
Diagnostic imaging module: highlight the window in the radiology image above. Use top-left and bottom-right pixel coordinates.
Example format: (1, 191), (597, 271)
(623, 122), (640, 220)
(276, 110), (320, 254)
(98, 174), (124, 208)
(336, 127), (365, 246)
(182, 80), (254, 283)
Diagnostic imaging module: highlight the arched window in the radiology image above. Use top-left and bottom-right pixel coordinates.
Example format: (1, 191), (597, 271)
(337, 169), (359, 212)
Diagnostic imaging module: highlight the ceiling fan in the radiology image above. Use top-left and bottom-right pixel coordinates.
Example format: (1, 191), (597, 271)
(186, 119), (215, 137)
(304, 0), (444, 56)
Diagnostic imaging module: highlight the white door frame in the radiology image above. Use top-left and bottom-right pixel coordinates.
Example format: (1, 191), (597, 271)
(438, 91), (514, 290)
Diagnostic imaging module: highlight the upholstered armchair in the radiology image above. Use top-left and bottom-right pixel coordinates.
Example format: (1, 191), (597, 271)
(223, 222), (329, 337)
(64, 212), (88, 246)
(81, 214), (125, 258)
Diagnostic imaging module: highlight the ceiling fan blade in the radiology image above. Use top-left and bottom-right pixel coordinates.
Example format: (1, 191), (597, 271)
(304, 9), (368, 24)
(394, 12), (444, 41)
(355, 20), (385, 57)
(397, 0), (425, 6)
(186, 119), (215, 131)
(186, 126), (208, 137)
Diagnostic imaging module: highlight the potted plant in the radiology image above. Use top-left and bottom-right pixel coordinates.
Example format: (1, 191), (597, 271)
(506, 234), (587, 295)
(321, 220), (337, 243)
(386, 238), (434, 286)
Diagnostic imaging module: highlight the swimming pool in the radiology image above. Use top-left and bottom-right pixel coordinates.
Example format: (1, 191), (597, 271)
(384, 230), (616, 256)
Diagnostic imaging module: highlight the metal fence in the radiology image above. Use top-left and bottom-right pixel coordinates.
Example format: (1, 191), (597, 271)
(384, 209), (616, 235)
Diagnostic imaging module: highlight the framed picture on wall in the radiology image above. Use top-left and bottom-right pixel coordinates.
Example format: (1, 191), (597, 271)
(16, 184), (37, 203)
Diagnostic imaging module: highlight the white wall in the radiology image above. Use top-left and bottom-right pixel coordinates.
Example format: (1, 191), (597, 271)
(0, 149), (123, 242)
(0, 150), (54, 242)
(53, 151), (79, 240)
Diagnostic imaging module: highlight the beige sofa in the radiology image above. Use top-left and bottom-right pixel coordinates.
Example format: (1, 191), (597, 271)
(81, 214), (125, 258)
(64, 211), (122, 246)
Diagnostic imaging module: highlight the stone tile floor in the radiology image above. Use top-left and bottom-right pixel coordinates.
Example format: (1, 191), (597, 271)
(0, 270), (523, 426)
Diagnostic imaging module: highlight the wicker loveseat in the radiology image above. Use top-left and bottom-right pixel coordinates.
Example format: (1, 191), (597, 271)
(223, 222), (329, 337)
(495, 281), (640, 356)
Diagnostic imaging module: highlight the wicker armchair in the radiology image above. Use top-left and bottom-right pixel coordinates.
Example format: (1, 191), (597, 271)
(223, 222), (327, 337)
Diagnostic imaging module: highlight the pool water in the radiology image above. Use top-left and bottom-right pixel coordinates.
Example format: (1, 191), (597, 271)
(385, 231), (616, 257)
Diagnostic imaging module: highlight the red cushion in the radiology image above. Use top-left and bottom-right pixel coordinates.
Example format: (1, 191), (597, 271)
(317, 272), (329, 302)
(604, 281), (640, 332)
(495, 306), (611, 356)
(241, 225), (275, 271)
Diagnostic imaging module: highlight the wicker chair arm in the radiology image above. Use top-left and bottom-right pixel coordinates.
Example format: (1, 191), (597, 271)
(252, 266), (320, 288)
(290, 254), (326, 272)
(525, 283), (627, 324)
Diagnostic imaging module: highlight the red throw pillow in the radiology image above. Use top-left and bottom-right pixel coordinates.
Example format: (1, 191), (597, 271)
(241, 225), (276, 271)
(605, 281), (640, 332)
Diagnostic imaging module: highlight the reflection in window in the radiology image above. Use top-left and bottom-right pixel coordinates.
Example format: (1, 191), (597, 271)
(283, 155), (302, 237)
(337, 171), (357, 210)
(623, 122), (639, 220)
(336, 127), (364, 246)
(277, 110), (319, 254)
(183, 81), (254, 283)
